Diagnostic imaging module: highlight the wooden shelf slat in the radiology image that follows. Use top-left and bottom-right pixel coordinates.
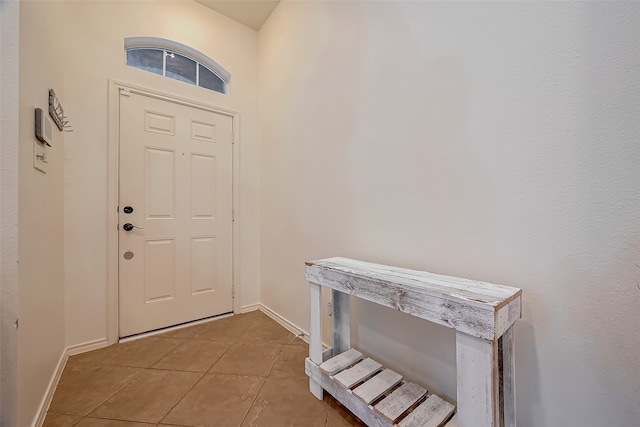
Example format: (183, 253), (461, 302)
(334, 358), (383, 388)
(374, 382), (427, 423)
(398, 394), (456, 427)
(353, 368), (403, 405)
(319, 348), (363, 376)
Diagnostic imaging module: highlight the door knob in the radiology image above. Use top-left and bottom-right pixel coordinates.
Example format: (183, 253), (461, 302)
(123, 223), (144, 231)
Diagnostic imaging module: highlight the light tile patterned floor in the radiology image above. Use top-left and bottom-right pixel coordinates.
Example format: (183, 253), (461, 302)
(43, 310), (365, 427)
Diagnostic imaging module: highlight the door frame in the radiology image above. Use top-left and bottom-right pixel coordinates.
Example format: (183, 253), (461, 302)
(107, 80), (241, 344)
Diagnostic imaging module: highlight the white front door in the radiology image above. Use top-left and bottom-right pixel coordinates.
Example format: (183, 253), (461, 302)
(118, 90), (233, 337)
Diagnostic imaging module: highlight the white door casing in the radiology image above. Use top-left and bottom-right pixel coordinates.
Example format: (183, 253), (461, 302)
(118, 89), (233, 337)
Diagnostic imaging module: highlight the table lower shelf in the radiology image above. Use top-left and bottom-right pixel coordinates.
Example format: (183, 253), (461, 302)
(305, 349), (456, 427)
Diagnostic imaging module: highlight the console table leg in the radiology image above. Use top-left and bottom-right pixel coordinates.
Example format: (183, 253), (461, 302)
(501, 326), (516, 427)
(456, 332), (500, 427)
(309, 282), (323, 399)
(332, 290), (350, 355)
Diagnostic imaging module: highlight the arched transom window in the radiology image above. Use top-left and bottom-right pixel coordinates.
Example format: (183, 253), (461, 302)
(125, 37), (230, 94)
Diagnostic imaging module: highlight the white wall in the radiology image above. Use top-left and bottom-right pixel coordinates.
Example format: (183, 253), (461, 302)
(259, 2), (640, 425)
(17, 1), (67, 424)
(0, 1), (20, 425)
(63, 0), (261, 347)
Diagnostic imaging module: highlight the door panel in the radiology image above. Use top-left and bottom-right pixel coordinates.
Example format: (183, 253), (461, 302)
(145, 110), (175, 135)
(119, 91), (233, 337)
(191, 154), (217, 218)
(145, 147), (175, 218)
(144, 239), (175, 302)
(191, 236), (217, 294)
(191, 120), (216, 142)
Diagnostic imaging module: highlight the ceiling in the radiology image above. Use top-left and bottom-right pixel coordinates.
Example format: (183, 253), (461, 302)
(195, 0), (281, 31)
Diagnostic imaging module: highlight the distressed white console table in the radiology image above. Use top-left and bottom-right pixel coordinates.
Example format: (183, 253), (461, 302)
(304, 257), (521, 427)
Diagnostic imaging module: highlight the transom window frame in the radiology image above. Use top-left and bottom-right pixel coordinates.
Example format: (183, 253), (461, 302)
(124, 37), (231, 94)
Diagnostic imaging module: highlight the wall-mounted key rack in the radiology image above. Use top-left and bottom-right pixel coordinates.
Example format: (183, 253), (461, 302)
(48, 89), (72, 132)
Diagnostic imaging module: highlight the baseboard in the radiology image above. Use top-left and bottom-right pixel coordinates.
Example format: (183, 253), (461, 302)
(258, 304), (333, 351)
(66, 338), (109, 356)
(257, 303), (310, 344)
(32, 348), (68, 427)
(33, 338), (109, 426)
(238, 303), (261, 314)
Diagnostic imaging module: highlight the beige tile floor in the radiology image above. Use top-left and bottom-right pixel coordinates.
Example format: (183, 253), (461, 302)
(43, 310), (365, 427)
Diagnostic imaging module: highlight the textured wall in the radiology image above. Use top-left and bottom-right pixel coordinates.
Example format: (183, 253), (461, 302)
(17, 1), (67, 424)
(259, 2), (640, 425)
(1, 1), (20, 425)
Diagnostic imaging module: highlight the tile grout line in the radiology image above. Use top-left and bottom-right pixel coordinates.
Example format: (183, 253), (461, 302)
(50, 338), (182, 424)
(75, 363), (149, 419)
(155, 369), (207, 425)
(156, 328), (237, 425)
(40, 411), (75, 426)
(47, 364), (147, 424)
(72, 414), (161, 425)
(237, 339), (289, 427)
(158, 314), (268, 426)
(100, 342), (191, 424)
